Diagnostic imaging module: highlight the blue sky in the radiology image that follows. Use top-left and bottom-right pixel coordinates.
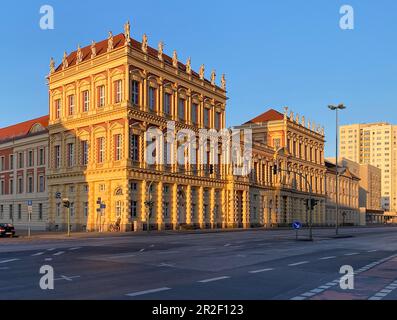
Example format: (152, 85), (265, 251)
(0, 0), (396, 156)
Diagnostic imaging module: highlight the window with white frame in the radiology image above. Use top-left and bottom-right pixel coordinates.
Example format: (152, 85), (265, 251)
(98, 85), (105, 107)
(81, 140), (89, 166)
(178, 98), (185, 120)
(55, 99), (61, 119)
(97, 137), (105, 163)
(67, 143), (75, 167)
(39, 148), (45, 166)
(114, 134), (122, 161)
(83, 90), (90, 112)
(164, 92), (172, 115)
(115, 80), (122, 103)
(130, 134), (140, 161)
(28, 176), (33, 193)
(68, 94), (75, 116)
(130, 80), (139, 105)
(54, 145), (61, 168)
(84, 202), (89, 217)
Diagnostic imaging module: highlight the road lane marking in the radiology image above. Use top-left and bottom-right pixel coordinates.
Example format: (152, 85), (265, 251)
(249, 268), (274, 274)
(319, 256), (336, 260)
(224, 244), (231, 247)
(69, 247), (81, 251)
(198, 276), (230, 283)
(112, 254), (136, 259)
(54, 251), (65, 256)
(139, 249), (145, 252)
(47, 248), (56, 251)
(197, 248), (217, 251)
(288, 261), (309, 267)
(157, 263), (176, 268)
(31, 252), (45, 256)
(156, 251), (180, 255)
(0, 259), (19, 264)
(0, 267), (9, 270)
(344, 253), (359, 256)
(367, 250), (378, 253)
(291, 296), (306, 300)
(126, 287), (171, 297)
(45, 258), (53, 262)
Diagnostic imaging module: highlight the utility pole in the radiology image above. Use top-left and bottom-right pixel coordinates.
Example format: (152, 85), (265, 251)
(328, 104), (346, 235)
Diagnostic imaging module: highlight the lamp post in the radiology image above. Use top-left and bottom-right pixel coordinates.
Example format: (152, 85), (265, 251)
(328, 104), (346, 235)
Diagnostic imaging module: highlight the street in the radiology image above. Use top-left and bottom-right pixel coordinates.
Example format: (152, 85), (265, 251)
(1, 227), (397, 300)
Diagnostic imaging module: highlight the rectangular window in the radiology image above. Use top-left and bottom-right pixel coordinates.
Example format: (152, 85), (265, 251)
(131, 200), (137, 217)
(114, 134), (122, 161)
(191, 103), (198, 124)
(115, 80), (122, 103)
(204, 108), (210, 127)
(131, 80), (139, 105)
(54, 145), (61, 168)
(82, 140), (89, 166)
(39, 148), (45, 166)
(164, 93), (172, 115)
(0, 205), (3, 219)
(28, 176), (33, 193)
(0, 157), (4, 171)
(148, 86), (156, 111)
(39, 203), (43, 220)
(18, 177), (23, 194)
(39, 176), (45, 193)
(9, 154), (14, 170)
(215, 112), (221, 130)
(18, 204), (22, 220)
(55, 99), (61, 119)
(68, 95), (75, 116)
(163, 202), (169, 217)
(97, 137), (105, 163)
(98, 85), (105, 107)
(67, 143), (75, 167)
(0, 180), (4, 195)
(84, 202), (89, 217)
(9, 179), (13, 195)
(70, 202), (75, 216)
(9, 204), (13, 220)
(178, 98), (185, 121)
(18, 152), (24, 169)
(28, 150), (34, 167)
(56, 203), (61, 217)
(83, 90), (90, 112)
(130, 134), (139, 162)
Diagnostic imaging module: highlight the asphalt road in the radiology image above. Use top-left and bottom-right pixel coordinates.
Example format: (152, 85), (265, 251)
(1, 226), (397, 300)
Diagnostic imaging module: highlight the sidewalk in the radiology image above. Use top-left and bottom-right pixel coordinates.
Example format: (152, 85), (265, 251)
(5, 224), (396, 242)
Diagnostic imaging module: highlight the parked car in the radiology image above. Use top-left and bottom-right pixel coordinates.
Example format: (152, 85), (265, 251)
(0, 224), (15, 238)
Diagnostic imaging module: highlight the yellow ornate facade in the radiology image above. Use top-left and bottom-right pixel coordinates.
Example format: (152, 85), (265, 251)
(46, 23), (328, 232)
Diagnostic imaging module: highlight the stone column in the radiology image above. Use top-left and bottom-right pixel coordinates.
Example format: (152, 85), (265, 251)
(157, 181), (164, 230)
(210, 188), (216, 228)
(186, 184), (192, 225)
(171, 183), (178, 230)
(242, 190), (249, 229)
(198, 186), (204, 228)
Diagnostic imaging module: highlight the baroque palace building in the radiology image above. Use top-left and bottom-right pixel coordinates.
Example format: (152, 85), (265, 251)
(1, 22), (333, 232)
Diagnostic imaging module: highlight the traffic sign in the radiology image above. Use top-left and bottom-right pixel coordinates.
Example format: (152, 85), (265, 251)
(27, 200), (33, 206)
(292, 221), (302, 230)
(55, 192), (62, 199)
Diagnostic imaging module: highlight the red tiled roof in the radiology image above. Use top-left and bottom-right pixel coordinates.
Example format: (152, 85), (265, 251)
(245, 109), (284, 124)
(55, 33), (217, 87)
(0, 116), (49, 143)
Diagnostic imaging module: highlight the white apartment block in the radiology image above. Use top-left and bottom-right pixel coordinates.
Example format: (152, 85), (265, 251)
(340, 123), (396, 212)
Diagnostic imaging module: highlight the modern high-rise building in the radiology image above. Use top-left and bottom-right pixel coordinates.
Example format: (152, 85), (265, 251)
(339, 123), (397, 211)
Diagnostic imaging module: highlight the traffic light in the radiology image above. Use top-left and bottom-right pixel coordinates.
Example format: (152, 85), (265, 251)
(62, 199), (70, 208)
(273, 164), (281, 175)
(305, 199), (319, 210)
(311, 199), (319, 210)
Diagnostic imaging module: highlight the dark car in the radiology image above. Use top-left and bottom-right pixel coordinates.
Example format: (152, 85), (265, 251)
(0, 224), (15, 237)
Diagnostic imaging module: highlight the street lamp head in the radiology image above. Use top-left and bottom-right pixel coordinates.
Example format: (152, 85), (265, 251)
(328, 104), (347, 110)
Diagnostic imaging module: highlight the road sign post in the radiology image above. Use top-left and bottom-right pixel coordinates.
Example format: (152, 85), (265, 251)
(292, 221), (302, 241)
(62, 198), (71, 237)
(27, 201), (33, 238)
